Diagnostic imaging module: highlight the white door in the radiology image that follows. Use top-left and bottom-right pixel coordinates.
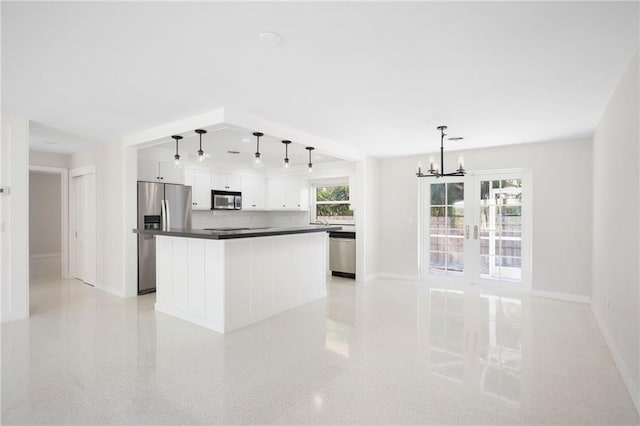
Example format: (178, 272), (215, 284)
(422, 170), (531, 288)
(75, 175), (86, 280)
(423, 177), (470, 279)
(72, 172), (97, 285)
(472, 172), (531, 287)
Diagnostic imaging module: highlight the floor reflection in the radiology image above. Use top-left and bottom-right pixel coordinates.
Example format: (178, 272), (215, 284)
(427, 288), (523, 406)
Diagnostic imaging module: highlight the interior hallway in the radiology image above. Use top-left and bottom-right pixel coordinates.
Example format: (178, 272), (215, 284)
(2, 273), (638, 424)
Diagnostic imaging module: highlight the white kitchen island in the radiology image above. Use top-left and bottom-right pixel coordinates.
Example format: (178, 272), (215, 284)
(134, 226), (340, 333)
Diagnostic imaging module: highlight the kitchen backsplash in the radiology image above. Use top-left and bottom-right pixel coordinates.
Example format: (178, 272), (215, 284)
(192, 210), (309, 229)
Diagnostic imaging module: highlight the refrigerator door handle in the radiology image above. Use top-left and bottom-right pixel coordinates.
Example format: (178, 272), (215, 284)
(165, 199), (171, 231)
(161, 199), (167, 231)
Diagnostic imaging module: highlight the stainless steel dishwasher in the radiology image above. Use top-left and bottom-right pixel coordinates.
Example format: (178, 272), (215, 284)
(329, 231), (356, 279)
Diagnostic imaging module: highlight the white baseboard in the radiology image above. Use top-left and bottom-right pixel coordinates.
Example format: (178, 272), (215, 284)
(530, 290), (590, 304)
(359, 273), (381, 282)
(155, 303), (224, 333)
(377, 272), (421, 281)
(94, 282), (126, 298)
(591, 305), (640, 414)
(1, 312), (28, 323)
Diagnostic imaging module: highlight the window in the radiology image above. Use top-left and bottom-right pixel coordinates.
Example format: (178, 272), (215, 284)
(312, 183), (354, 224)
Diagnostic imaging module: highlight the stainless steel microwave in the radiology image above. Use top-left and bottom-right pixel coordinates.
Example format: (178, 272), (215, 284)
(211, 190), (242, 210)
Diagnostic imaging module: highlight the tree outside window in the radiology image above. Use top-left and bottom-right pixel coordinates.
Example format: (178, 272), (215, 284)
(313, 184), (354, 224)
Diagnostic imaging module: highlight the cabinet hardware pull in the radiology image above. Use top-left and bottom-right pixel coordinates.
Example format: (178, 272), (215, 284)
(465, 225), (469, 239)
(474, 225), (479, 240)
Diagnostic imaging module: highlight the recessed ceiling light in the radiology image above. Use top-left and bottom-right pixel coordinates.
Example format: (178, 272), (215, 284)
(259, 32), (283, 47)
(43, 141), (58, 145)
(240, 138), (251, 143)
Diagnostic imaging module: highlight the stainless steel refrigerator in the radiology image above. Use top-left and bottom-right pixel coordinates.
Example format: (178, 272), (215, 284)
(137, 181), (192, 294)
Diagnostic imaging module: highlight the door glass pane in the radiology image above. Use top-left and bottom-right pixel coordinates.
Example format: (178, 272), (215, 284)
(428, 181), (465, 276)
(447, 229), (464, 253)
(447, 182), (464, 205)
(430, 252), (446, 274)
(431, 183), (445, 205)
(478, 179), (523, 282)
(447, 206), (464, 229)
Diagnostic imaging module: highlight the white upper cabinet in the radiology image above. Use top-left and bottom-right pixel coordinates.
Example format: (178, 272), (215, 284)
(267, 176), (308, 211)
(185, 167), (212, 210)
(241, 175), (266, 210)
(138, 159), (184, 184)
(138, 159), (159, 182)
(212, 172), (241, 192)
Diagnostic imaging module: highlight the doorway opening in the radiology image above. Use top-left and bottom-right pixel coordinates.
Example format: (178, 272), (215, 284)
(28, 166), (69, 282)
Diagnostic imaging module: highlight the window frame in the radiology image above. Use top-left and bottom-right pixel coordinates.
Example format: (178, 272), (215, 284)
(310, 182), (355, 225)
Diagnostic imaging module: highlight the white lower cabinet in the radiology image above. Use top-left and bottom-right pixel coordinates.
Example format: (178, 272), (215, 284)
(154, 233), (327, 333)
(184, 167), (212, 210)
(241, 174), (266, 210)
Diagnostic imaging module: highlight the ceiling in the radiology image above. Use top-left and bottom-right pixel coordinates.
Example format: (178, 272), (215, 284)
(138, 125), (342, 168)
(3, 2), (638, 157)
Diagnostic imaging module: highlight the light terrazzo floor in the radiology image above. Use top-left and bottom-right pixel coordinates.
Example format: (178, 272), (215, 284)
(2, 274), (638, 424)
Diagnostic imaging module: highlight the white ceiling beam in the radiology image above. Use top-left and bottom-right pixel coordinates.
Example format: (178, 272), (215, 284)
(121, 107), (366, 161)
(122, 108), (225, 148)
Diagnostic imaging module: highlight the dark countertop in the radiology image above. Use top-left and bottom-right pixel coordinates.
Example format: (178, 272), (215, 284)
(133, 225), (342, 240)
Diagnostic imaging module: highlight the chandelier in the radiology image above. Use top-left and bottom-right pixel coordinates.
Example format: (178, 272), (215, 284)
(416, 125), (465, 178)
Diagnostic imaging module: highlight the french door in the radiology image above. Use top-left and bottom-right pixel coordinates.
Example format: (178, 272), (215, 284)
(421, 171), (531, 288)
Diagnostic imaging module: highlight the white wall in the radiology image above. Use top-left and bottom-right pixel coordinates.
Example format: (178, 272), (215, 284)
(29, 150), (71, 169)
(378, 137), (593, 298)
(71, 141), (128, 297)
(1, 117), (30, 322)
(360, 157), (380, 281)
(29, 172), (61, 255)
(592, 51), (639, 411)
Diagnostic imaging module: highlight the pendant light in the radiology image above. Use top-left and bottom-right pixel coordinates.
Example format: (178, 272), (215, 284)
(195, 129), (207, 162)
(253, 132), (263, 165)
(416, 125), (465, 178)
(282, 140), (292, 168)
(305, 146), (315, 173)
(171, 135), (183, 168)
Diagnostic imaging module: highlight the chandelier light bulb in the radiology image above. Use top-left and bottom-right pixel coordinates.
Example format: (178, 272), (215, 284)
(284, 159), (290, 168)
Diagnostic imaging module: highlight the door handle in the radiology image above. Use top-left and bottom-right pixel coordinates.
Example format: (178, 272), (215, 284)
(165, 200), (171, 231)
(465, 225), (469, 239)
(474, 225), (479, 240)
(161, 200), (167, 231)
